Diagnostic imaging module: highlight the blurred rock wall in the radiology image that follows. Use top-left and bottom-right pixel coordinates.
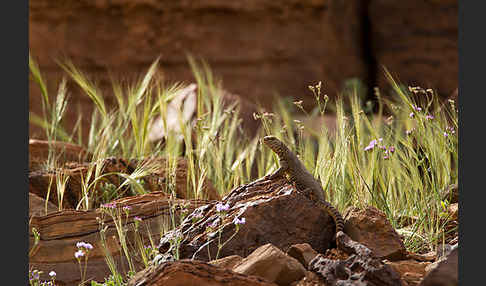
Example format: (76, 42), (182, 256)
(29, 0), (457, 138)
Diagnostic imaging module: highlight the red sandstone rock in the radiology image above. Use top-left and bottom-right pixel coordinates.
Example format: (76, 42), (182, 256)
(210, 255), (244, 270)
(158, 178), (337, 261)
(29, 139), (91, 171)
(385, 259), (431, 286)
(232, 243), (306, 286)
(343, 206), (407, 261)
(286, 243), (319, 268)
(369, 0), (458, 97)
(29, 193), (209, 285)
(29, 0), (368, 138)
(127, 259), (278, 286)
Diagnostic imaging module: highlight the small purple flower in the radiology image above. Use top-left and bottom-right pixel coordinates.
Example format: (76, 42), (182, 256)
(102, 202), (116, 209)
(76, 241), (93, 251)
(74, 249), (85, 259)
(425, 114), (434, 120)
(389, 146), (395, 153)
(209, 218), (220, 228)
(383, 155), (390, 160)
(409, 112), (415, 118)
(123, 205), (132, 211)
(443, 132), (449, 137)
(364, 139), (378, 151)
(32, 271), (40, 280)
(49, 271), (56, 277)
(134, 216), (142, 222)
(233, 217), (246, 225)
(413, 105), (422, 111)
(216, 203), (230, 212)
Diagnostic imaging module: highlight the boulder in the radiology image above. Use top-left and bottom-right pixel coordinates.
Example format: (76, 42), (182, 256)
(343, 206), (407, 260)
(232, 243), (306, 286)
(158, 178), (337, 261)
(127, 259), (278, 286)
(210, 255), (244, 270)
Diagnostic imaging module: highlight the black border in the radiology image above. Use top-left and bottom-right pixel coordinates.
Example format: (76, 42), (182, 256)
(3, 0), (28, 284)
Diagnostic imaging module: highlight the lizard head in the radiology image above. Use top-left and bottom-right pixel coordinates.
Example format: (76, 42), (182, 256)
(262, 136), (287, 156)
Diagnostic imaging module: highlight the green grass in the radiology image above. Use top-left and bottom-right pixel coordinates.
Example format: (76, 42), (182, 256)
(29, 55), (458, 284)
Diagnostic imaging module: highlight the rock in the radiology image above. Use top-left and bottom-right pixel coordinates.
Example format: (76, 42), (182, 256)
(29, 193), (210, 285)
(419, 246), (458, 286)
(148, 83), (261, 143)
(385, 260), (431, 286)
(369, 0), (458, 97)
(309, 251), (405, 286)
(158, 178), (337, 261)
(407, 251), (436, 262)
(148, 83), (198, 143)
(343, 206), (407, 260)
(29, 192), (59, 217)
(286, 243), (319, 268)
(232, 243), (306, 286)
(127, 259), (278, 286)
(292, 271), (326, 286)
(29, 139), (91, 171)
(448, 203), (458, 221)
(29, 157), (219, 209)
(210, 255), (244, 270)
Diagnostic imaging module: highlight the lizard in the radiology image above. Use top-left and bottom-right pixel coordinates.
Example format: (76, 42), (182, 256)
(260, 135), (345, 235)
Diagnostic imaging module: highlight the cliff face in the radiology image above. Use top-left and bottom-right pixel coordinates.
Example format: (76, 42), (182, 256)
(29, 0), (457, 137)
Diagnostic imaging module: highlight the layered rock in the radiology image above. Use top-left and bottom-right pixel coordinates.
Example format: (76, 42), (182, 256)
(29, 193), (210, 285)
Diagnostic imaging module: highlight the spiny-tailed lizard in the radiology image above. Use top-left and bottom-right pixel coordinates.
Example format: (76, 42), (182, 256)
(257, 135), (345, 236)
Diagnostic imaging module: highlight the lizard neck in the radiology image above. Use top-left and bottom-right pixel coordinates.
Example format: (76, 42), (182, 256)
(273, 143), (290, 159)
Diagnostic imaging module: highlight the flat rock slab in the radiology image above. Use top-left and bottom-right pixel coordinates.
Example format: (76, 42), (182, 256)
(29, 192), (210, 286)
(29, 139), (92, 171)
(232, 243), (306, 286)
(343, 206), (407, 261)
(29, 157), (220, 209)
(127, 259), (278, 286)
(158, 178), (337, 261)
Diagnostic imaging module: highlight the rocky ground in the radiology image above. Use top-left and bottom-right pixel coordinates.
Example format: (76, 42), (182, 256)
(29, 140), (458, 286)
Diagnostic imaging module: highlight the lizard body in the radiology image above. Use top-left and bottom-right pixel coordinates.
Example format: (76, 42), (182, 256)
(262, 136), (344, 233)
